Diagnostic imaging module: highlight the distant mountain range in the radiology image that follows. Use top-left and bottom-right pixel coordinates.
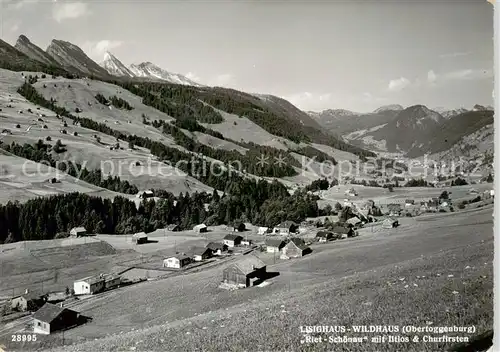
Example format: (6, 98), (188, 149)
(325, 104), (495, 157)
(10, 34), (202, 86)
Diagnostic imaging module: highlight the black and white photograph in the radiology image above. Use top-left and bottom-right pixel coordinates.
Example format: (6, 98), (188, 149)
(0, 0), (496, 351)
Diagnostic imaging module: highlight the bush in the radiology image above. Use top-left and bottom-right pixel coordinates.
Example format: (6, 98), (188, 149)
(458, 204), (466, 209)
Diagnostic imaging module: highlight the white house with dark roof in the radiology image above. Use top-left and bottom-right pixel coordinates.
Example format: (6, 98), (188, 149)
(69, 227), (87, 237)
(73, 275), (105, 295)
(33, 303), (80, 335)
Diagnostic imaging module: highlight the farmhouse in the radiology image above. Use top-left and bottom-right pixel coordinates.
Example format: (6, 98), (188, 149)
(223, 234), (243, 247)
(193, 224), (208, 233)
(33, 303), (80, 335)
(405, 199), (415, 207)
(331, 226), (354, 238)
(345, 188), (358, 196)
(346, 216), (362, 228)
(222, 255), (267, 288)
(69, 227), (87, 237)
(229, 221), (246, 232)
(316, 231), (335, 242)
(206, 242), (228, 255)
(273, 221), (298, 235)
(163, 255), (191, 269)
(136, 190), (154, 199)
(166, 224), (180, 232)
(11, 290), (47, 312)
(132, 232), (148, 244)
(192, 247), (212, 261)
(265, 238), (286, 253)
(282, 238), (311, 258)
(73, 276), (105, 295)
(257, 226), (270, 235)
(382, 218), (399, 229)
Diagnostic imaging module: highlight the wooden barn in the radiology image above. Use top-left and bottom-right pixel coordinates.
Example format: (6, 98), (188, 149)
(222, 255), (267, 288)
(193, 224), (208, 233)
(132, 232), (148, 244)
(265, 238), (286, 253)
(315, 231), (335, 242)
(382, 218), (399, 229)
(206, 242), (228, 255)
(282, 238), (311, 258)
(33, 303), (80, 335)
(331, 226), (354, 238)
(223, 234), (243, 248)
(11, 290), (47, 312)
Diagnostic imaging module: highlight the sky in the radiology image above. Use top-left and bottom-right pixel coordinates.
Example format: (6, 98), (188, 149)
(0, 0), (494, 113)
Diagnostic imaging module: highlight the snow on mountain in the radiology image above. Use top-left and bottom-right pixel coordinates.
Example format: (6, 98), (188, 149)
(129, 62), (203, 86)
(101, 51), (135, 77)
(372, 104), (404, 113)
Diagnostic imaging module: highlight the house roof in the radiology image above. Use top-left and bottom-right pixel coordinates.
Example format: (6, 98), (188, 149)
(133, 232), (147, 238)
(224, 234), (243, 241)
(166, 224), (179, 230)
(287, 237), (309, 250)
(76, 276), (105, 285)
(383, 218), (397, 223)
(265, 238), (285, 247)
(71, 227), (86, 233)
(405, 199), (415, 203)
(276, 221), (296, 228)
(331, 226), (350, 234)
(166, 255), (190, 261)
(191, 247), (211, 255)
(316, 231), (333, 237)
(193, 224), (207, 230)
(206, 242), (225, 250)
(346, 217), (361, 225)
(233, 255), (266, 275)
(33, 303), (75, 323)
(14, 290), (47, 301)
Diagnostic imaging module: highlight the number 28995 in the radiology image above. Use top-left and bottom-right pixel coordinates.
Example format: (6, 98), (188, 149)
(11, 334), (37, 342)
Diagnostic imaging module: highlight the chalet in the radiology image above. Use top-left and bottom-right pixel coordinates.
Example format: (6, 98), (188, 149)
(11, 290), (47, 312)
(166, 224), (180, 232)
(132, 232), (148, 244)
(316, 231), (335, 242)
(33, 303), (80, 335)
(206, 242), (228, 255)
(227, 222), (246, 232)
(193, 224), (208, 233)
(273, 221), (298, 235)
(382, 218), (399, 229)
(73, 276), (105, 295)
(345, 216), (362, 228)
(223, 234), (243, 248)
(163, 255), (191, 269)
(265, 238), (286, 253)
(136, 190), (154, 199)
(282, 238), (311, 258)
(331, 226), (354, 238)
(103, 274), (121, 290)
(405, 199), (415, 207)
(222, 255), (267, 288)
(69, 227), (87, 237)
(192, 247), (212, 261)
(257, 226), (270, 235)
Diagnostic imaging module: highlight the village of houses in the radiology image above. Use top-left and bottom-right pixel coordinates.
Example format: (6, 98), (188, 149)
(0, 185), (494, 343)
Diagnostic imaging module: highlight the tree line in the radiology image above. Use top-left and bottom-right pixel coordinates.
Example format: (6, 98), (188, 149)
(0, 181), (330, 244)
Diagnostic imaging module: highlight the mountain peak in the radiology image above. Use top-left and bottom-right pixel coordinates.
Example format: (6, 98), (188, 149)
(15, 35), (59, 66)
(101, 51), (135, 78)
(373, 104), (404, 113)
(129, 61), (203, 86)
(46, 39), (111, 78)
